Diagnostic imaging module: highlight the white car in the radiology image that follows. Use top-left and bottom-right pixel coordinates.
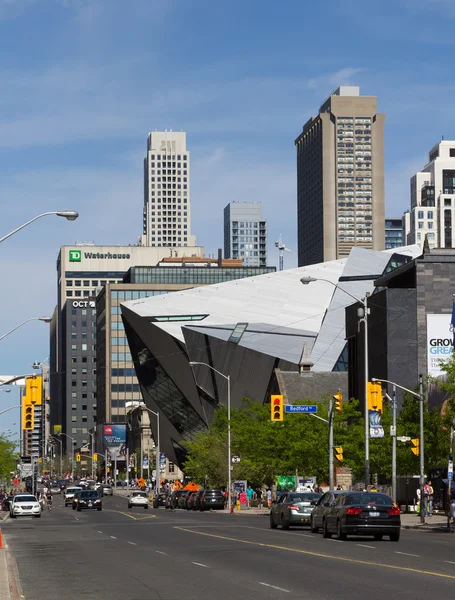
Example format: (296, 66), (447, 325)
(10, 494), (41, 519)
(64, 486), (83, 506)
(128, 491), (149, 510)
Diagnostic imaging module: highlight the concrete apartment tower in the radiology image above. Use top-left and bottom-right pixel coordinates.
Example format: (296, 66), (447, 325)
(142, 131), (197, 247)
(295, 86), (385, 266)
(404, 140), (455, 250)
(223, 202), (268, 267)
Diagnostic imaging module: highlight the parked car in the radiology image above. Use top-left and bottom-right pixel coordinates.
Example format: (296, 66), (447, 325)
(322, 491), (401, 541)
(192, 490), (205, 511)
(169, 490), (188, 509)
(128, 491), (149, 510)
(74, 490), (102, 512)
(153, 493), (168, 509)
(270, 492), (322, 530)
(186, 492), (198, 510)
(178, 491), (193, 509)
(200, 489), (224, 511)
(310, 490), (344, 533)
(64, 486), (83, 506)
(10, 494), (41, 519)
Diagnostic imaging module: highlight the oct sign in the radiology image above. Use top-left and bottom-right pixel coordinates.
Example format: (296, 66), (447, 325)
(72, 300), (95, 308)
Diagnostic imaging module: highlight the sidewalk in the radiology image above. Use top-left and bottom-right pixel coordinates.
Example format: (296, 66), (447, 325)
(0, 532), (20, 600)
(400, 512), (455, 531)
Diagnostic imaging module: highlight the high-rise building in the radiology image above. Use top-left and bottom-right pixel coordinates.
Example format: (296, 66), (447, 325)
(385, 218), (403, 249)
(223, 202), (268, 267)
(142, 131), (196, 248)
(404, 140), (455, 250)
(295, 86), (385, 266)
(49, 243), (204, 453)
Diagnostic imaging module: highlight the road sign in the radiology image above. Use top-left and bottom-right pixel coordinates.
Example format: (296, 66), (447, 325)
(20, 456), (31, 464)
(231, 456), (241, 463)
(390, 426), (396, 436)
(285, 405), (318, 414)
(397, 436), (411, 442)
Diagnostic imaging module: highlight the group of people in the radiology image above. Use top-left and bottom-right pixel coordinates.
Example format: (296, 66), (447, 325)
(38, 486), (53, 510)
(416, 481), (434, 517)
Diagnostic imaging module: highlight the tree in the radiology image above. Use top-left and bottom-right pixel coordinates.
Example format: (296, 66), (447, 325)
(0, 435), (17, 481)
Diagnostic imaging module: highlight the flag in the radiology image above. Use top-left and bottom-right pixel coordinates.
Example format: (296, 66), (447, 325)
(450, 300), (455, 348)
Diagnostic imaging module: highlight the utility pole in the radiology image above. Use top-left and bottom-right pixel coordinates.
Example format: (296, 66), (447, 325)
(448, 424), (454, 529)
(384, 386), (397, 503)
(328, 396), (334, 490)
(419, 374), (425, 524)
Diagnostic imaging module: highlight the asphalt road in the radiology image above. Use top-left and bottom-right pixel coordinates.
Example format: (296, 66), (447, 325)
(3, 495), (455, 600)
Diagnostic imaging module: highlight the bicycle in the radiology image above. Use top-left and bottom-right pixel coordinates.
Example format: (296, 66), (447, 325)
(47, 498), (53, 512)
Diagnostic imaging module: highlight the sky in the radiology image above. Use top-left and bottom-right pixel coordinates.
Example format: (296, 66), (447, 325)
(0, 0), (454, 431)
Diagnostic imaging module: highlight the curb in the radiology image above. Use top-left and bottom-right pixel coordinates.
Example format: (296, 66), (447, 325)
(402, 524), (455, 533)
(3, 536), (22, 600)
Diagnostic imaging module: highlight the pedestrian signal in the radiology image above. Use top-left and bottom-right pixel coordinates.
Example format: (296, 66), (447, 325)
(93, 453), (98, 462)
(335, 447), (343, 461)
(367, 382), (383, 413)
(271, 395), (284, 422)
(333, 392), (343, 413)
(411, 439), (420, 456)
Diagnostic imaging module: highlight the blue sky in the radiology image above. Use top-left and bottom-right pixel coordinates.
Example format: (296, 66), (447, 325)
(0, 0), (454, 430)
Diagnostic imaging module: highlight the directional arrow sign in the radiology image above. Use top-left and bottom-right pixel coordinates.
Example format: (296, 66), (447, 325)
(397, 436), (411, 442)
(285, 405), (318, 414)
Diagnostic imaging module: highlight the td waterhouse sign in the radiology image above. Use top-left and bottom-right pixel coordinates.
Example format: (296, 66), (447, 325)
(69, 249), (131, 262)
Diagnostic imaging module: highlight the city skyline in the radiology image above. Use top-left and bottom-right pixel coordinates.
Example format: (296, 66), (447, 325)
(1, 0), (455, 430)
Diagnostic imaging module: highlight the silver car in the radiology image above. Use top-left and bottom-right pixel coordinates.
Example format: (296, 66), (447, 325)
(270, 492), (322, 530)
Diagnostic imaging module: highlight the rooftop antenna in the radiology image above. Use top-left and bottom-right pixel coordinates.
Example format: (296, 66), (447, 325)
(275, 234), (292, 271)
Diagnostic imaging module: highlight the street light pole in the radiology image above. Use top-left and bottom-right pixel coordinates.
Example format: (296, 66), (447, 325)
(0, 316), (52, 342)
(49, 436), (63, 476)
(372, 376), (426, 524)
(58, 433), (75, 479)
(189, 362), (232, 513)
(136, 405), (160, 495)
(0, 210), (79, 244)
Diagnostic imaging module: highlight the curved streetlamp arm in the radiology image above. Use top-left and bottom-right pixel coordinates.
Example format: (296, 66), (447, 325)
(0, 212), (57, 244)
(189, 361), (229, 381)
(300, 276), (363, 304)
(0, 405), (21, 416)
(0, 317), (50, 342)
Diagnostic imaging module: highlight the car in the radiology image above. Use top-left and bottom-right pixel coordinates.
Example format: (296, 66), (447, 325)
(310, 490), (344, 533)
(270, 491), (322, 530)
(128, 491), (149, 510)
(74, 490), (102, 512)
(50, 485), (61, 495)
(186, 492), (198, 510)
(322, 491), (401, 541)
(200, 489), (225, 511)
(10, 494), (41, 519)
(72, 490), (82, 509)
(169, 490), (187, 509)
(178, 491), (193, 509)
(57, 479), (68, 491)
(100, 485), (113, 496)
(64, 486), (83, 506)
(152, 493), (168, 509)
(192, 490), (205, 511)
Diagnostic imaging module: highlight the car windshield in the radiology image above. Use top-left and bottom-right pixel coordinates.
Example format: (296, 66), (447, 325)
(289, 493), (321, 502)
(14, 496), (36, 503)
(133, 492), (147, 497)
(67, 488), (81, 493)
(346, 493), (393, 506)
(80, 491), (99, 498)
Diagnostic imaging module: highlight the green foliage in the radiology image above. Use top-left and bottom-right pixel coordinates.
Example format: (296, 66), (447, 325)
(0, 435), (17, 481)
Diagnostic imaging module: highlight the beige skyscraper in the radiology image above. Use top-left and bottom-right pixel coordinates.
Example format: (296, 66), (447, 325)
(295, 87), (385, 266)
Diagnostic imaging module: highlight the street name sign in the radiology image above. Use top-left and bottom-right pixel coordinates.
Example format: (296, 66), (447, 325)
(285, 405), (318, 414)
(397, 436), (411, 442)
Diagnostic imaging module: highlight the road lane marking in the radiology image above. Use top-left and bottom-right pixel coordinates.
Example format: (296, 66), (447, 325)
(98, 531), (103, 534)
(110, 536), (117, 539)
(445, 561), (455, 565)
(175, 527), (455, 581)
(328, 539), (343, 543)
(357, 544), (376, 549)
(395, 551), (419, 557)
(192, 562), (209, 568)
(155, 550), (167, 555)
(128, 542), (137, 546)
(259, 582), (290, 593)
(106, 509), (137, 520)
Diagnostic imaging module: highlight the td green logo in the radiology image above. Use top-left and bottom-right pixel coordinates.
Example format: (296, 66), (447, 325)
(69, 250), (82, 262)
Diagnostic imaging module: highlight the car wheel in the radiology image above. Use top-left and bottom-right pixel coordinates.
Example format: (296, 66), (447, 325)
(144, 505), (148, 510)
(336, 520), (346, 541)
(97, 507), (102, 511)
(128, 504), (132, 509)
(77, 506), (81, 512)
(389, 532), (400, 542)
(322, 519), (332, 539)
(10, 513), (15, 519)
(165, 505), (169, 510)
(281, 516), (290, 530)
(310, 516), (319, 533)
(374, 534), (383, 541)
(269, 514), (278, 529)
(35, 514), (41, 518)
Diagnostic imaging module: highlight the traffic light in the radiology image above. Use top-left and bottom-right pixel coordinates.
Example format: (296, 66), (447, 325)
(367, 382), (383, 413)
(76, 453), (81, 462)
(270, 395), (284, 422)
(93, 453), (98, 462)
(25, 375), (42, 406)
(23, 405), (34, 431)
(411, 439), (420, 456)
(335, 446), (343, 461)
(333, 392), (343, 413)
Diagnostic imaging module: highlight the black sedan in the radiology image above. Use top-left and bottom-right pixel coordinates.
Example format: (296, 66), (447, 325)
(73, 490), (102, 512)
(152, 493), (168, 509)
(322, 492), (400, 541)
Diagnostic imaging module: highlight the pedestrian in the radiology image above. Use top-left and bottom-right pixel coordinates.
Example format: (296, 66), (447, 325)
(266, 488), (272, 509)
(246, 485), (254, 509)
(256, 488), (263, 509)
(336, 484), (342, 491)
(427, 481), (434, 517)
